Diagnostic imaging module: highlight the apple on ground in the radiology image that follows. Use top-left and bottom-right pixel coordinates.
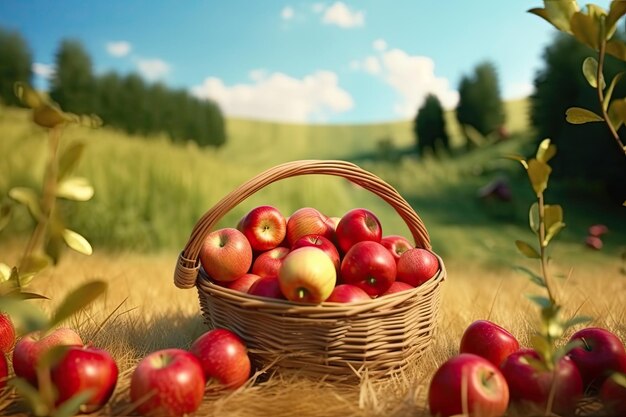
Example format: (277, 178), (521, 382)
(251, 247), (290, 278)
(0, 313), (15, 353)
(600, 371), (626, 416)
(13, 327), (83, 386)
(380, 235), (413, 263)
(291, 234), (340, 271)
(460, 320), (520, 367)
(500, 348), (583, 415)
(396, 248), (439, 287)
(130, 348), (205, 417)
(279, 247), (336, 303)
(50, 346), (118, 413)
(286, 207), (334, 246)
(240, 205), (287, 251)
(335, 208), (382, 253)
(190, 328), (251, 390)
(199, 228), (253, 282)
(247, 276), (285, 300)
(326, 284), (371, 303)
(0, 353), (7, 390)
(381, 281), (414, 296)
(567, 327), (626, 389)
(340, 241), (396, 297)
(227, 273), (262, 293)
(428, 353), (509, 417)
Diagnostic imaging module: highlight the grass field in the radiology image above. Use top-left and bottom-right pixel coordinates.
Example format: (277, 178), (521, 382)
(1, 98), (625, 416)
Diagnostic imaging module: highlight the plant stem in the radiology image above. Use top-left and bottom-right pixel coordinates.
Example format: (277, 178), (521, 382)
(19, 125), (62, 269)
(537, 192), (556, 305)
(596, 38), (626, 156)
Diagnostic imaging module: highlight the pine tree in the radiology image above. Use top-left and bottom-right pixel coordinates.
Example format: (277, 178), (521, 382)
(49, 39), (96, 113)
(414, 94), (449, 156)
(0, 27), (32, 107)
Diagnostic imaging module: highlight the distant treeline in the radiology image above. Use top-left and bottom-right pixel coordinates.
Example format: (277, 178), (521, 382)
(0, 28), (225, 147)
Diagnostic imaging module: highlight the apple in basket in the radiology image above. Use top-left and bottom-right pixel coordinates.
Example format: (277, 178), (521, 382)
(286, 207), (334, 246)
(380, 235), (413, 262)
(291, 234), (340, 271)
(130, 348), (205, 417)
(335, 208), (382, 253)
(199, 228), (252, 282)
(340, 241), (396, 296)
(251, 247), (290, 278)
(396, 248), (439, 287)
(227, 273), (262, 293)
(381, 281), (414, 296)
(248, 276), (285, 299)
(326, 284), (371, 303)
(240, 205), (287, 251)
(278, 247), (336, 303)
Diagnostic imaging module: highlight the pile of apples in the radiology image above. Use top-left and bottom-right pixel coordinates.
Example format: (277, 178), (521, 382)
(428, 320), (626, 417)
(0, 313), (252, 417)
(200, 205), (441, 303)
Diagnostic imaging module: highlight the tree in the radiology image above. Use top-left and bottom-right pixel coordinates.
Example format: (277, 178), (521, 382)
(414, 94), (449, 156)
(456, 61), (504, 146)
(49, 39), (96, 114)
(0, 27), (32, 107)
(531, 33), (626, 202)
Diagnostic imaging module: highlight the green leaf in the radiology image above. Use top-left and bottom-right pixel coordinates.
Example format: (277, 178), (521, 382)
(9, 291), (49, 300)
(8, 378), (49, 416)
(544, 205), (563, 231)
(531, 334), (552, 360)
(582, 57), (605, 89)
(527, 159), (552, 195)
(9, 187), (43, 222)
(50, 280), (107, 327)
(606, 39), (626, 61)
(33, 103), (71, 128)
(607, 1), (626, 37)
(0, 203), (12, 232)
(513, 265), (546, 288)
(571, 11), (601, 49)
(0, 296), (49, 333)
(57, 177), (94, 202)
(527, 294), (552, 309)
(554, 339), (585, 362)
(545, 0), (580, 33)
(37, 344), (71, 370)
(565, 107), (604, 124)
(62, 229), (93, 256)
(545, 222), (566, 246)
(503, 154), (529, 169)
(52, 389), (95, 417)
(58, 141), (86, 181)
(536, 138), (557, 164)
(529, 202), (540, 233)
(0, 263), (10, 282)
(608, 99), (626, 130)
(19, 253), (52, 287)
(603, 72), (624, 110)
(563, 315), (593, 330)
(516, 240), (541, 259)
(13, 82), (43, 109)
(609, 372), (626, 388)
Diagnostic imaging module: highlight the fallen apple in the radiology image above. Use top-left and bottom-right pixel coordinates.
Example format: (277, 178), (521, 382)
(568, 327), (626, 389)
(0, 313), (15, 354)
(460, 320), (519, 367)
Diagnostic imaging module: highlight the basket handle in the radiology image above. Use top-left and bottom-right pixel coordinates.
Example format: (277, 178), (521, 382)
(174, 160), (431, 289)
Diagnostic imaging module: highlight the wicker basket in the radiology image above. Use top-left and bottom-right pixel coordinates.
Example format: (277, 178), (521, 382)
(174, 160), (446, 380)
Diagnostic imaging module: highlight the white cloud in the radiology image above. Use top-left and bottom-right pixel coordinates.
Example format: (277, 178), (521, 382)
(32, 63), (54, 79)
(372, 39), (387, 52)
(322, 2), (364, 28)
(355, 47), (458, 117)
(504, 81), (534, 100)
(281, 6), (294, 20)
(191, 70), (353, 122)
(106, 41), (131, 58)
(136, 58), (170, 81)
(349, 60), (361, 71)
(312, 3), (326, 13)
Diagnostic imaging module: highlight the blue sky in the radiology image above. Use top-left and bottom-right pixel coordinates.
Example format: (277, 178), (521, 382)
(0, 1), (603, 123)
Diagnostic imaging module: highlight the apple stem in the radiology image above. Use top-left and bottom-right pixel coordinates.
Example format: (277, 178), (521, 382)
(368, 277), (376, 286)
(297, 288), (306, 300)
(581, 337), (591, 351)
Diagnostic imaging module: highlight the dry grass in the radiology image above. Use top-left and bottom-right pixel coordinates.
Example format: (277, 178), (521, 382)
(1, 241), (624, 417)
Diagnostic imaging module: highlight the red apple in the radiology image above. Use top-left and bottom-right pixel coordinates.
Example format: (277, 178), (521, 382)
(500, 348), (583, 415)
(226, 273), (262, 293)
(381, 281), (414, 296)
(13, 327), (83, 386)
(291, 234), (340, 271)
(568, 327), (626, 389)
(335, 208), (382, 253)
(428, 353), (509, 417)
(600, 371), (626, 416)
(199, 228), (253, 282)
(588, 224), (608, 237)
(380, 235), (413, 262)
(50, 346), (118, 413)
(279, 247), (336, 303)
(585, 236), (603, 250)
(190, 328), (251, 390)
(251, 247), (290, 278)
(327, 216), (341, 231)
(130, 348), (205, 417)
(396, 248), (439, 287)
(326, 284), (371, 303)
(460, 320), (520, 367)
(0, 353), (7, 390)
(240, 205), (287, 251)
(0, 313), (15, 353)
(286, 207), (334, 246)
(247, 276), (284, 299)
(340, 241), (396, 297)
